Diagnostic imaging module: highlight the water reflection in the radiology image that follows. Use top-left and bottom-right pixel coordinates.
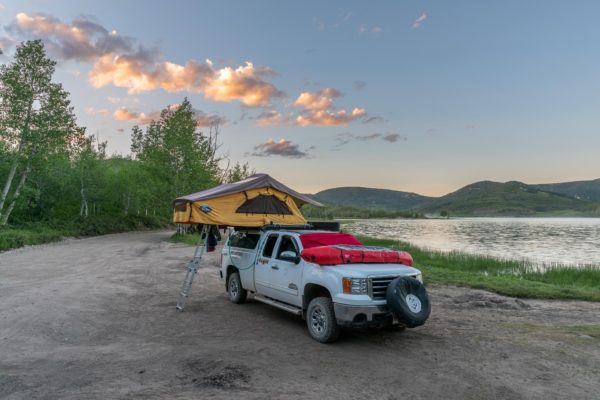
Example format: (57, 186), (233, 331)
(345, 218), (600, 267)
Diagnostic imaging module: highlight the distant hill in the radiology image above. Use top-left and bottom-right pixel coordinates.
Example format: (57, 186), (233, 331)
(310, 179), (600, 217)
(312, 187), (433, 211)
(532, 179), (600, 202)
(418, 180), (595, 216)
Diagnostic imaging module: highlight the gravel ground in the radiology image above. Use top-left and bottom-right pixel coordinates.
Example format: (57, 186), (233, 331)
(1, 231), (599, 399)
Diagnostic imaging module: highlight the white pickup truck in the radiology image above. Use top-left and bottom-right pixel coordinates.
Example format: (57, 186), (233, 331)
(219, 226), (430, 343)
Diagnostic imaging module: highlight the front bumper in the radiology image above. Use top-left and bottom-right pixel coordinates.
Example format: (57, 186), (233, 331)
(333, 302), (394, 328)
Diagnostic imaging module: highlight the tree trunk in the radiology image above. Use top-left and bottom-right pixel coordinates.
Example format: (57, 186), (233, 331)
(79, 165), (88, 218)
(0, 158), (19, 217)
(1, 94), (34, 220)
(0, 162), (30, 226)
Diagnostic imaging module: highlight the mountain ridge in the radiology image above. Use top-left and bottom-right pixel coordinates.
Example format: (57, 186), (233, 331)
(311, 178), (600, 217)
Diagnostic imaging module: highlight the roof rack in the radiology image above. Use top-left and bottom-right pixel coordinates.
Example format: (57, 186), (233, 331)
(260, 221), (341, 232)
(261, 224), (313, 231)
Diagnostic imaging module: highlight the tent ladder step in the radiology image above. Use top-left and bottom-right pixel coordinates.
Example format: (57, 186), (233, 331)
(176, 225), (209, 311)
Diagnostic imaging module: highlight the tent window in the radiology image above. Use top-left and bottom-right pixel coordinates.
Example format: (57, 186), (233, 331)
(262, 234), (279, 258)
(236, 195), (292, 215)
(174, 202), (187, 212)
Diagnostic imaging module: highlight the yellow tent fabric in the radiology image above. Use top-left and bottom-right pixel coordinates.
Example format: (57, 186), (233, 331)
(173, 174), (322, 227)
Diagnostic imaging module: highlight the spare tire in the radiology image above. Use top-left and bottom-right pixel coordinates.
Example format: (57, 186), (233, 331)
(386, 276), (431, 328)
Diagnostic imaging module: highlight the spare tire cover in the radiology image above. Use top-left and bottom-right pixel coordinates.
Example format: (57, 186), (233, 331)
(386, 276), (431, 328)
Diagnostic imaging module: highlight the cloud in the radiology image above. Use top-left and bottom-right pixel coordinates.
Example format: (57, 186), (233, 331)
(333, 12), (352, 28)
(113, 107), (157, 124)
(113, 105), (226, 127)
(412, 13), (427, 28)
(383, 133), (405, 142)
(4, 13), (283, 107)
(251, 138), (310, 159)
(255, 110), (293, 126)
(313, 17), (325, 31)
(296, 107), (366, 126)
(359, 25), (383, 35)
(333, 132), (406, 148)
(294, 88), (341, 111)
(7, 12), (135, 62)
(292, 88), (366, 126)
(202, 61), (283, 107)
(85, 106), (110, 116)
(362, 115), (386, 124)
(353, 80), (365, 91)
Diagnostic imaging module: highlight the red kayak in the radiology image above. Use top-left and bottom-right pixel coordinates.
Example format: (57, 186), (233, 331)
(301, 244), (413, 266)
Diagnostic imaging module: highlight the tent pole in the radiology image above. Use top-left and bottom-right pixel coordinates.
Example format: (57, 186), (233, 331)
(176, 224), (210, 311)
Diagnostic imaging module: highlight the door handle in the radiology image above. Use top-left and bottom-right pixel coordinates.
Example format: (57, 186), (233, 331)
(271, 265), (279, 270)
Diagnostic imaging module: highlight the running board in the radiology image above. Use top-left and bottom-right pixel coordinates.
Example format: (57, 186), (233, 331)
(254, 295), (302, 315)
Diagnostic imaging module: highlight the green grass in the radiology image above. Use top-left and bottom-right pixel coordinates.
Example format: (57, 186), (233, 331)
(511, 323), (600, 340)
(170, 232), (204, 246)
(0, 226), (68, 251)
(358, 236), (600, 302)
(1, 215), (170, 252)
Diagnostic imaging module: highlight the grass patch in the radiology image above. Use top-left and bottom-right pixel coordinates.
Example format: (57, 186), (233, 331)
(170, 232), (203, 246)
(511, 323), (600, 339)
(358, 236), (600, 302)
(1, 215), (170, 252)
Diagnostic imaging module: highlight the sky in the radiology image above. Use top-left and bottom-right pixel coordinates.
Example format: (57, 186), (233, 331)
(1, 0), (599, 196)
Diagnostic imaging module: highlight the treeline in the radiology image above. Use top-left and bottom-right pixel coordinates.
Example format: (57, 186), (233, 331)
(302, 204), (424, 220)
(0, 40), (251, 249)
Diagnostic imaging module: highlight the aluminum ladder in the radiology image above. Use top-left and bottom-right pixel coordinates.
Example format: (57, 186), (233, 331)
(176, 224), (209, 311)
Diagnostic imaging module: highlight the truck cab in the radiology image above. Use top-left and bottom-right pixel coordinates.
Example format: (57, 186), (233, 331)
(221, 227), (430, 343)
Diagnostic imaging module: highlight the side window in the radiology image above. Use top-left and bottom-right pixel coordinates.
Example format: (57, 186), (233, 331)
(262, 234), (279, 258)
(276, 236), (299, 260)
(229, 232), (260, 249)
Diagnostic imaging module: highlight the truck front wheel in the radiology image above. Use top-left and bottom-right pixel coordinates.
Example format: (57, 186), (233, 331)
(306, 297), (340, 343)
(227, 271), (247, 304)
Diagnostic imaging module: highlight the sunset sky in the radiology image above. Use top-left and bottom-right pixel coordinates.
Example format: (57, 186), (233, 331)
(1, 1), (599, 196)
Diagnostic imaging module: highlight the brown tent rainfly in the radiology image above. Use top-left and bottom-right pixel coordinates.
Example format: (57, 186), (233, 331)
(173, 173), (322, 227)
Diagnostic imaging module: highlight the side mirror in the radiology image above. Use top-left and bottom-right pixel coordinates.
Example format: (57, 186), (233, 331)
(280, 250), (300, 264)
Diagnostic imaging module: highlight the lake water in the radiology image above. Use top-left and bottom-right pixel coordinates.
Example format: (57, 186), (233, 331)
(344, 218), (600, 267)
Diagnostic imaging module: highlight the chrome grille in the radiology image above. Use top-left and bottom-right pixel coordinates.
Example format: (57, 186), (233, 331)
(368, 276), (398, 300)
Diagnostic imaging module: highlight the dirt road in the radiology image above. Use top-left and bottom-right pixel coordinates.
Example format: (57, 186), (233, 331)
(1, 231), (599, 399)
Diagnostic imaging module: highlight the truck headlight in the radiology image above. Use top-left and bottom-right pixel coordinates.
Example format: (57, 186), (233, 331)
(414, 273), (423, 283)
(342, 277), (368, 294)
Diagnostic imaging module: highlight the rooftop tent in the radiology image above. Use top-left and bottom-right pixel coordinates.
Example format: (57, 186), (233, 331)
(173, 173), (323, 227)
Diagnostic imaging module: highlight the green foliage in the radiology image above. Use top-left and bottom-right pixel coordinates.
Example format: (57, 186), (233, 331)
(302, 204), (424, 219)
(358, 236), (600, 301)
(0, 40), (82, 225)
(0, 42), (249, 250)
(419, 181), (600, 217)
(313, 187), (432, 211)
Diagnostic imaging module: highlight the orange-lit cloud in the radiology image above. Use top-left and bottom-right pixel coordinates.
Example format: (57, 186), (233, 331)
(9, 12), (134, 62)
(292, 88), (366, 126)
(114, 107), (157, 124)
(251, 138), (310, 158)
(113, 106), (226, 127)
(202, 61), (282, 107)
(294, 88), (341, 111)
(296, 107), (366, 126)
(256, 110), (293, 126)
(88, 54), (212, 94)
(6, 13), (282, 107)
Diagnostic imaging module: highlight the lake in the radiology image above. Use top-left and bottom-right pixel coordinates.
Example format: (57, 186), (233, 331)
(344, 218), (600, 267)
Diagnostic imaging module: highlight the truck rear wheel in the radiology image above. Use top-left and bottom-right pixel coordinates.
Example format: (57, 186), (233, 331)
(227, 271), (247, 304)
(306, 297), (340, 343)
